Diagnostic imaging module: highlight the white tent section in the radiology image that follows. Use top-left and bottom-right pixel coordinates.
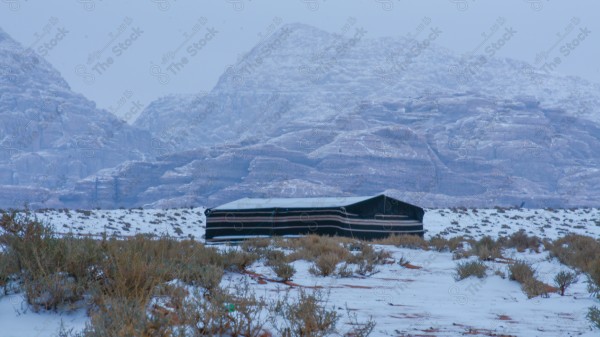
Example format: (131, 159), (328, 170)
(213, 195), (376, 210)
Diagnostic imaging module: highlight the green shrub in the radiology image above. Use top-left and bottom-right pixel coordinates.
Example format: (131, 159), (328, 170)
(553, 271), (578, 296)
(454, 260), (487, 281)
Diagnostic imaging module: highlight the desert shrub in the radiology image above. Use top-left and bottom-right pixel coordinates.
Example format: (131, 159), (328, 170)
(271, 288), (339, 337)
(0, 250), (19, 294)
(23, 272), (84, 312)
(547, 235), (600, 272)
(588, 306), (600, 329)
(272, 261), (296, 281)
(82, 297), (172, 337)
(97, 236), (178, 302)
(452, 248), (471, 260)
(189, 264), (224, 291)
(264, 249), (287, 266)
(164, 281), (270, 337)
(508, 260), (535, 283)
(454, 260), (487, 281)
(336, 263), (354, 278)
(241, 237), (272, 254)
(344, 306), (376, 337)
(374, 234), (428, 250)
(310, 252), (340, 277)
(397, 255), (410, 266)
(225, 280), (270, 337)
(553, 271), (578, 296)
(221, 249), (259, 272)
(348, 243), (391, 263)
(285, 235), (351, 263)
(429, 236), (450, 252)
(502, 230), (541, 252)
(508, 260), (549, 298)
(471, 236), (502, 261)
(356, 259), (376, 276)
(521, 278), (549, 298)
(588, 260), (600, 299)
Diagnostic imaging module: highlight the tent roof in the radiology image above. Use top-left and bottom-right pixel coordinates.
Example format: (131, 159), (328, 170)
(212, 195), (379, 210)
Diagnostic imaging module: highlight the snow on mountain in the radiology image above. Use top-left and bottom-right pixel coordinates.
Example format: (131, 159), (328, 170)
(0, 27), (158, 208)
(93, 23), (599, 209)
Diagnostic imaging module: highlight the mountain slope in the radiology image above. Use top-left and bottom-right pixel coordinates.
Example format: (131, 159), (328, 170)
(0, 27), (157, 207)
(89, 23), (600, 208)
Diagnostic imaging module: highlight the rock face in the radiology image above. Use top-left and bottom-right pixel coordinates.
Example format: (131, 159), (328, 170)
(3, 23), (600, 209)
(84, 23), (596, 209)
(62, 90), (600, 209)
(0, 27), (157, 207)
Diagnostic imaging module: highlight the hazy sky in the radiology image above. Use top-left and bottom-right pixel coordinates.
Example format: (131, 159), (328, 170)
(1, 0), (598, 122)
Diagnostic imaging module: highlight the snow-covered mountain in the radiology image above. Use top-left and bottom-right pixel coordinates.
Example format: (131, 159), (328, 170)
(3, 23), (600, 209)
(135, 23), (600, 151)
(0, 27), (158, 207)
(77, 23), (599, 209)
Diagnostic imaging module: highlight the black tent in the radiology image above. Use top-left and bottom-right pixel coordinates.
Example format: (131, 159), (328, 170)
(204, 194), (425, 243)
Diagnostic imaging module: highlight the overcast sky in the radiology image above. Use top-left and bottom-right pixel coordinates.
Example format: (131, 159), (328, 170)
(1, 0), (598, 122)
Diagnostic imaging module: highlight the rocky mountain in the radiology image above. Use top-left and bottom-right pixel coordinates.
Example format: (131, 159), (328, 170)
(0, 27), (157, 208)
(135, 23), (600, 152)
(69, 23), (597, 209)
(6, 23), (600, 209)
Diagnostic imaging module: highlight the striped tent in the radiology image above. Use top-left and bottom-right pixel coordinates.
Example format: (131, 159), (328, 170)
(204, 194), (424, 243)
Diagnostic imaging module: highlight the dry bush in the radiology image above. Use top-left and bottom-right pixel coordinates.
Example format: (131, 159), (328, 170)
(23, 272), (84, 312)
(241, 237), (272, 254)
(547, 235), (600, 271)
(272, 261), (296, 281)
(82, 297), (172, 337)
(429, 236), (450, 252)
(285, 235), (351, 263)
(373, 234), (428, 250)
(588, 306), (600, 329)
(508, 260), (536, 283)
(0, 250), (18, 294)
(554, 271), (578, 296)
(264, 249), (287, 266)
(547, 235), (600, 296)
(271, 288), (339, 337)
(501, 230), (541, 252)
(336, 263), (354, 278)
(189, 264), (224, 291)
(454, 260), (487, 281)
(588, 261), (600, 299)
(221, 249), (259, 272)
(508, 260), (549, 298)
(97, 236), (178, 302)
(310, 252), (341, 277)
(428, 236), (467, 252)
(175, 281), (268, 337)
(521, 278), (549, 299)
(344, 306), (376, 337)
(471, 236), (502, 261)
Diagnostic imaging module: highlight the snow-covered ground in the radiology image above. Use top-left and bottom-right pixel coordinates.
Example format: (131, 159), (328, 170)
(1, 207), (599, 336)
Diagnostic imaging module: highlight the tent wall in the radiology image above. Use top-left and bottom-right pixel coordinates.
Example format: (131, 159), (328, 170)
(205, 195), (425, 243)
